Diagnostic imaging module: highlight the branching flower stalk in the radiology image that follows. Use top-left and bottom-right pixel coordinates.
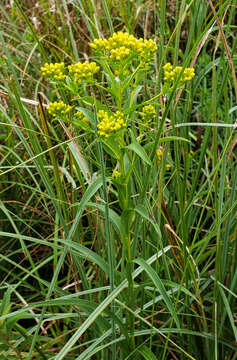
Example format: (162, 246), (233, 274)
(40, 31), (195, 352)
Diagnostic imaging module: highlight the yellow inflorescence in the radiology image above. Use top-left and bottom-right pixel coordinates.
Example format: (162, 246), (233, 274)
(47, 101), (72, 117)
(41, 62), (66, 81)
(141, 104), (156, 122)
(136, 39), (157, 62)
(97, 110), (126, 137)
(156, 148), (163, 161)
(68, 61), (100, 81)
(112, 170), (121, 178)
(75, 111), (89, 123)
(110, 46), (130, 61)
(163, 63), (195, 83)
(156, 148), (172, 170)
(90, 38), (109, 51)
(90, 31), (157, 64)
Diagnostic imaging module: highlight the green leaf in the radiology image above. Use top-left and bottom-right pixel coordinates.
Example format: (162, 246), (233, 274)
(68, 141), (90, 182)
(138, 345), (158, 360)
(159, 136), (191, 144)
(134, 258), (180, 328)
(125, 142), (152, 165)
(102, 136), (123, 160)
(134, 204), (161, 239)
(219, 287), (237, 341)
(125, 85), (143, 109)
(0, 232), (109, 275)
(87, 202), (122, 237)
(75, 107), (96, 125)
(54, 247), (171, 360)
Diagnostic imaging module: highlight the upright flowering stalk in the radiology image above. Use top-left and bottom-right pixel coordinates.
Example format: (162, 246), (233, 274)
(40, 32), (195, 351)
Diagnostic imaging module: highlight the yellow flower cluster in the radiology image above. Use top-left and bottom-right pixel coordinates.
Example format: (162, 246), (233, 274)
(75, 111), (89, 123)
(90, 32), (157, 64)
(90, 38), (109, 51)
(41, 62), (66, 81)
(47, 101), (72, 117)
(97, 110), (126, 137)
(156, 148), (172, 170)
(156, 148), (163, 161)
(136, 39), (157, 62)
(141, 104), (156, 122)
(68, 61), (100, 81)
(110, 46), (130, 61)
(163, 63), (195, 83)
(112, 170), (121, 178)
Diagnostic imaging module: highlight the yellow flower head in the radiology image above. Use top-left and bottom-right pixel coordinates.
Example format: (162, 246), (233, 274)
(156, 148), (163, 161)
(156, 148), (172, 169)
(163, 62), (195, 84)
(90, 32), (157, 65)
(41, 62), (66, 81)
(110, 46), (130, 61)
(100, 32), (137, 52)
(134, 39), (157, 63)
(90, 38), (109, 51)
(68, 61), (100, 81)
(75, 111), (89, 123)
(97, 110), (126, 137)
(141, 104), (156, 122)
(47, 101), (72, 117)
(112, 170), (121, 178)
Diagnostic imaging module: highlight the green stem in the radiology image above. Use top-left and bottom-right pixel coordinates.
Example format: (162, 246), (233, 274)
(96, 105), (116, 359)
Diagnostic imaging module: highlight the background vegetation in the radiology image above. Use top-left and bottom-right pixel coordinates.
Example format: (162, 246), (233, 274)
(0, 0), (237, 359)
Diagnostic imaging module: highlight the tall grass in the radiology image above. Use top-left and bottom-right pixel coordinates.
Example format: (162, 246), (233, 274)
(0, 0), (237, 359)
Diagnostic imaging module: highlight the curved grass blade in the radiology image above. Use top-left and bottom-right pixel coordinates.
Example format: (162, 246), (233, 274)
(54, 247), (171, 360)
(134, 258), (180, 328)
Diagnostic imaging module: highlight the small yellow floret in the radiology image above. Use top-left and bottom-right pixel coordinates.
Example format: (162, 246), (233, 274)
(112, 170), (121, 178)
(163, 62), (173, 72)
(156, 148), (172, 169)
(156, 148), (163, 161)
(47, 101), (71, 117)
(75, 111), (89, 123)
(41, 62), (66, 81)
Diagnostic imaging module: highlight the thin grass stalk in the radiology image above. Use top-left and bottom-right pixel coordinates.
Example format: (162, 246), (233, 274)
(13, 0), (48, 61)
(53, 247), (171, 359)
(208, 0), (237, 100)
(101, 0), (114, 34)
(61, 0), (80, 62)
(38, 94), (69, 222)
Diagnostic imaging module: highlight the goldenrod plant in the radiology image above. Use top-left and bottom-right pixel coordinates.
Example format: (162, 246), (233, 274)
(40, 31), (195, 354)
